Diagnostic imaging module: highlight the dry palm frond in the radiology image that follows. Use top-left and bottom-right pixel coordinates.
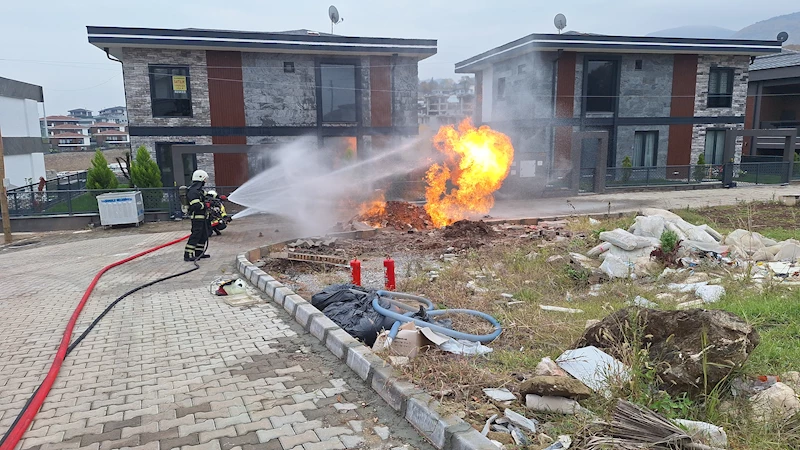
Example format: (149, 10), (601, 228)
(582, 400), (720, 450)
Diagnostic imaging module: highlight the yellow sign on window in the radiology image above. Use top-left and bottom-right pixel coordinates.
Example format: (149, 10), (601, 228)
(172, 76), (187, 93)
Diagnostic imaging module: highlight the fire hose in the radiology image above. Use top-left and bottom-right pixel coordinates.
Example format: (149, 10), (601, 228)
(0, 233), (208, 450)
(372, 291), (503, 344)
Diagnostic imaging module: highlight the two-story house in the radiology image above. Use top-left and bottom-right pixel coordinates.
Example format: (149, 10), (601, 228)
(455, 32), (782, 191)
(0, 76), (48, 188)
(96, 106), (128, 124)
(87, 26), (436, 187)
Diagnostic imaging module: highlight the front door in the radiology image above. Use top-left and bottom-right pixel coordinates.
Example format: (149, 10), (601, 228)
(155, 142), (196, 187)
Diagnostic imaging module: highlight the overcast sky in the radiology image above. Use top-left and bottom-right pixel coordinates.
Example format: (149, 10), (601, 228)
(1, 0), (797, 115)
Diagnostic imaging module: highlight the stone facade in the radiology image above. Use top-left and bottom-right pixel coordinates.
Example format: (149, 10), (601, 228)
(121, 48), (211, 128)
(690, 55), (750, 161)
(618, 54), (674, 117)
(241, 53), (317, 127)
(392, 56), (419, 129)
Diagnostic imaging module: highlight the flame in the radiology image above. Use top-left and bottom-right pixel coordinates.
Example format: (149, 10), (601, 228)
(358, 191), (386, 220)
(424, 119), (514, 227)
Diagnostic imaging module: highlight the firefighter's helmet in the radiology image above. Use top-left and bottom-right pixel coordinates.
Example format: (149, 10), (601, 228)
(192, 170), (209, 182)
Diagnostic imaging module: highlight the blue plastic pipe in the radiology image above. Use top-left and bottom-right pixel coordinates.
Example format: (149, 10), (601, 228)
(373, 290), (502, 344)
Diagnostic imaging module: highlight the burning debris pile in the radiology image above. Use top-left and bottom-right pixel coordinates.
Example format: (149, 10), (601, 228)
(352, 119), (515, 230)
(356, 199), (434, 231)
(443, 219), (496, 239)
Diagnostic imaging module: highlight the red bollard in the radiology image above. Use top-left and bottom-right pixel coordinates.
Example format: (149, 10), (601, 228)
(384, 257), (396, 291)
(350, 258), (361, 286)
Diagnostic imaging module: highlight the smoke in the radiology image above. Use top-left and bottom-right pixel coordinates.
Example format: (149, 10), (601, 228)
(228, 136), (434, 235)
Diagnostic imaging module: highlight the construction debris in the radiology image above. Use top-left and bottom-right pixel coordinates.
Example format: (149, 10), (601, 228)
(749, 382), (800, 421)
(556, 346), (629, 397)
(518, 376), (592, 400)
(483, 388), (517, 402)
(526, 394), (584, 415)
(503, 408), (538, 434)
(578, 308), (759, 396)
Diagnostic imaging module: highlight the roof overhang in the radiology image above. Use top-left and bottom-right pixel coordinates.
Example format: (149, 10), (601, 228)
(0, 77), (44, 102)
(455, 33), (782, 73)
(88, 26), (437, 60)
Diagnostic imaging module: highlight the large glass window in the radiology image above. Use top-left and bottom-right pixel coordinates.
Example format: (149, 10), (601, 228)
(634, 131), (658, 167)
(708, 68), (734, 108)
(704, 129), (726, 165)
(149, 66), (192, 117)
(320, 64), (357, 122)
(586, 60), (618, 112)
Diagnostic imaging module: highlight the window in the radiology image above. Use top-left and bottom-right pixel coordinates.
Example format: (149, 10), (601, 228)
(708, 68), (734, 108)
(586, 59), (618, 112)
(320, 64), (357, 122)
(518, 64), (527, 74)
(149, 66), (192, 117)
(704, 129), (726, 165)
(497, 77), (506, 100)
(634, 59), (643, 71)
(634, 131), (658, 167)
(284, 62), (295, 73)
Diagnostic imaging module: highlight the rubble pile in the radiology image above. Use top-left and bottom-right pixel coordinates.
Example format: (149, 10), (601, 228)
(355, 201), (434, 231)
(586, 208), (800, 282)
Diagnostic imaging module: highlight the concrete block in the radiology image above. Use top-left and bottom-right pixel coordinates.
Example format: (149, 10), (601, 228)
(282, 294), (304, 317)
(274, 287), (293, 306)
(345, 346), (382, 382)
(371, 366), (422, 413)
(309, 315), (339, 342)
(249, 267), (262, 284)
(450, 428), (501, 450)
(265, 281), (282, 300)
(325, 329), (359, 360)
(257, 274), (272, 291)
(405, 394), (473, 449)
(294, 304), (322, 329)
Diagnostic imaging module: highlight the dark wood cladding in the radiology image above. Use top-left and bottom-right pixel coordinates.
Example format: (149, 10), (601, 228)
(206, 50), (248, 186)
(554, 52), (576, 165)
(667, 54), (698, 166)
(742, 95), (756, 155)
(370, 56), (392, 128)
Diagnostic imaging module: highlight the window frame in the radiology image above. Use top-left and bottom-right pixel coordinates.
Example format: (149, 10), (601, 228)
(148, 65), (193, 118)
(633, 130), (659, 167)
(497, 77), (506, 100)
(583, 57), (620, 113)
(707, 67), (734, 108)
(704, 128), (727, 165)
(317, 62), (359, 124)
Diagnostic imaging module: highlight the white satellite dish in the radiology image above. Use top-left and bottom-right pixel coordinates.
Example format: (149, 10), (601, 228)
(329, 5), (344, 34)
(554, 13), (567, 34)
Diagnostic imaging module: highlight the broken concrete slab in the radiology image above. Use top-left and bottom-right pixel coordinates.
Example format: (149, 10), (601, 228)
(555, 346), (629, 397)
(518, 376), (592, 400)
(503, 409), (537, 434)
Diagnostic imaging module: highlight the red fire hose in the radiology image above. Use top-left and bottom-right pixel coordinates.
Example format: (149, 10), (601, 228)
(0, 234), (190, 450)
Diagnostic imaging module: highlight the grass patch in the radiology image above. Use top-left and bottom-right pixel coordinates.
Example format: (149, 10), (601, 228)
(46, 192), (99, 213)
(391, 207), (800, 448)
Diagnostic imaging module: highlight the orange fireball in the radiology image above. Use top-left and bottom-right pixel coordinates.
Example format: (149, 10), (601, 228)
(424, 119), (514, 227)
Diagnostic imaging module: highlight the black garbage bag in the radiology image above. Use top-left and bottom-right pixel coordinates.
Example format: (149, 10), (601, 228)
(311, 284), (398, 346)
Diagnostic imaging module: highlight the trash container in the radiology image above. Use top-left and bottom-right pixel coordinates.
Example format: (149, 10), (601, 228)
(96, 191), (144, 226)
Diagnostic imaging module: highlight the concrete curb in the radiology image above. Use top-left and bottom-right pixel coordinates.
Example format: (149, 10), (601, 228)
(235, 247), (497, 450)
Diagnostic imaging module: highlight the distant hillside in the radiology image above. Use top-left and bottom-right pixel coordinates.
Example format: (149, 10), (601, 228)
(733, 11), (800, 44)
(647, 25), (735, 39)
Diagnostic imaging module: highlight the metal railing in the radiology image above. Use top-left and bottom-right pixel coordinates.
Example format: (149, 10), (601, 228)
(7, 171), (88, 195)
(5, 185), (239, 218)
(605, 162), (796, 188)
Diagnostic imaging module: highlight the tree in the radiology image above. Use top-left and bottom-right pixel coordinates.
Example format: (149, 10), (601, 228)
(129, 146), (163, 188)
(621, 156), (633, 183)
(693, 153), (707, 183)
(86, 150), (119, 190)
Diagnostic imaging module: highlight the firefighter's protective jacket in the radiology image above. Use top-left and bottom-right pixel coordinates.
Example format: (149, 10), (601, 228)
(187, 182), (207, 220)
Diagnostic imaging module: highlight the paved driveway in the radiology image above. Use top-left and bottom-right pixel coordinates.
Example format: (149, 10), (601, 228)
(0, 217), (432, 450)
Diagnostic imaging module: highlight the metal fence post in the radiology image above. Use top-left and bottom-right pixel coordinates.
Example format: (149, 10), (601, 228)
(755, 164), (760, 185)
(67, 191), (73, 215)
(645, 167), (651, 186)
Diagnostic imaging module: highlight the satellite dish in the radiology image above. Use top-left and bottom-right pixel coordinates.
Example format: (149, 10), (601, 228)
(554, 14), (567, 34)
(329, 5), (343, 33)
(777, 31), (789, 43)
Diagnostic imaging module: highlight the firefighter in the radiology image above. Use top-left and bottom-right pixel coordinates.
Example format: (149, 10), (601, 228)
(205, 189), (231, 236)
(184, 170), (211, 261)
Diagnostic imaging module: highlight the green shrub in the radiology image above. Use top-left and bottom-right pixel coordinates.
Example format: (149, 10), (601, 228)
(693, 153), (706, 183)
(86, 150), (118, 190)
(621, 156), (633, 183)
(660, 229), (679, 253)
(130, 146), (162, 188)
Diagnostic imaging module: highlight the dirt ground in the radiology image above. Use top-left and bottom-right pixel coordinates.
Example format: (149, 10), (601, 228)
(689, 201), (800, 234)
(44, 148), (129, 172)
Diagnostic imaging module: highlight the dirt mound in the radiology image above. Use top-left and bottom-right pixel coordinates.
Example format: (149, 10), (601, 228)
(443, 220), (495, 239)
(356, 201), (434, 231)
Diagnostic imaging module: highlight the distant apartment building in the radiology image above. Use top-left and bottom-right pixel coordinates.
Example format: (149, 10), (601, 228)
(0, 76), (48, 188)
(91, 122), (129, 147)
(419, 88), (475, 125)
(96, 106), (128, 124)
(68, 108), (93, 118)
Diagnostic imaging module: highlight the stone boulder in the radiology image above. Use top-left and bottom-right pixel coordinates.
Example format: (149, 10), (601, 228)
(518, 376), (593, 400)
(576, 307), (759, 396)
